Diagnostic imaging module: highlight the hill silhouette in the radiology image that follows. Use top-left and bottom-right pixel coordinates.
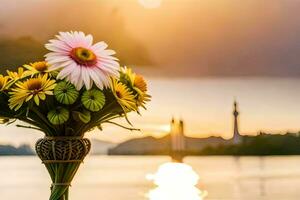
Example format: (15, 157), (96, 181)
(0, 144), (33, 155)
(108, 135), (230, 155)
(109, 132), (300, 156)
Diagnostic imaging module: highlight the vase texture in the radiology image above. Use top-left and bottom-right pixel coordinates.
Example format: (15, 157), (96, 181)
(35, 137), (91, 200)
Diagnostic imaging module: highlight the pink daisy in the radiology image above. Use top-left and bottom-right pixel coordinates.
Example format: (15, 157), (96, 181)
(45, 31), (120, 90)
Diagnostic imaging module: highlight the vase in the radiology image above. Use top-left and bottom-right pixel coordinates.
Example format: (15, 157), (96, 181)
(35, 136), (91, 200)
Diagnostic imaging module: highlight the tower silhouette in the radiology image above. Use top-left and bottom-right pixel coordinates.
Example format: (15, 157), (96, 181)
(233, 101), (242, 144)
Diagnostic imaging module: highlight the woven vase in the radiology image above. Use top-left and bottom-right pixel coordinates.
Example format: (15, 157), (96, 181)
(35, 137), (91, 200)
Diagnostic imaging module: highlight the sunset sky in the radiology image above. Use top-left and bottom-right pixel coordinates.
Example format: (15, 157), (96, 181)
(1, 0), (300, 145)
(1, 0), (300, 76)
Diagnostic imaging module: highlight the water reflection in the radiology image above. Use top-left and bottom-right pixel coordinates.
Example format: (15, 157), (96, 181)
(146, 162), (206, 200)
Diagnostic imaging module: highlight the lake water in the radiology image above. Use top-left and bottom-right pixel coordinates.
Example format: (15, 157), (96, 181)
(1, 156), (300, 200)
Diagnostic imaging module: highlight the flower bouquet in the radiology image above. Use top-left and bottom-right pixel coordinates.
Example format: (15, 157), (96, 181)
(0, 31), (150, 200)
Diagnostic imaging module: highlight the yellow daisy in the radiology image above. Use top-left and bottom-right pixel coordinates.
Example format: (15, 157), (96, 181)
(120, 67), (151, 109)
(133, 75), (150, 109)
(137, 93), (151, 109)
(9, 74), (56, 111)
(111, 78), (137, 112)
(120, 67), (148, 93)
(6, 67), (29, 81)
(134, 75), (147, 93)
(24, 61), (52, 76)
(0, 75), (9, 91)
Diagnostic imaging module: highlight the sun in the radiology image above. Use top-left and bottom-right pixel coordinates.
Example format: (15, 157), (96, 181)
(138, 0), (162, 9)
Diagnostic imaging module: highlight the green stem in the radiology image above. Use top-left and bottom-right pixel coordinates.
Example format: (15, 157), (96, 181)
(16, 124), (43, 132)
(77, 102), (117, 135)
(104, 121), (140, 131)
(30, 107), (57, 136)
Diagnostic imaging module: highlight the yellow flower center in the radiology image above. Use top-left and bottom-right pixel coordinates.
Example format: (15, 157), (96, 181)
(70, 47), (97, 66)
(116, 90), (123, 99)
(32, 61), (48, 71)
(27, 79), (42, 91)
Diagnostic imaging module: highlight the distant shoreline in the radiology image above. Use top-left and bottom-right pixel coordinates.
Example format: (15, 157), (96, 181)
(108, 133), (300, 156)
(2, 133), (300, 156)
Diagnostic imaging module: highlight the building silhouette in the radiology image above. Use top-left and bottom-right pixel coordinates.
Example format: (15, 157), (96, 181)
(109, 101), (245, 156)
(170, 117), (186, 162)
(169, 100), (243, 161)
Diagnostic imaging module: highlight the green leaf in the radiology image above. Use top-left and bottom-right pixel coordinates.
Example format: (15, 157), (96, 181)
(72, 110), (91, 124)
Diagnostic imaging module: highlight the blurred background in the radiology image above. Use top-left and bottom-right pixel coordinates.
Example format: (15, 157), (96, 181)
(1, 0), (300, 199)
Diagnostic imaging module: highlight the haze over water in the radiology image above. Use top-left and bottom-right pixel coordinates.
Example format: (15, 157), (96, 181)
(1, 77), (300, 145)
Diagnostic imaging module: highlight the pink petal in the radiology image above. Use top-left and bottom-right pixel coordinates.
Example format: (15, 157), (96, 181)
(45, 44), (69, 53)
(49, 39), (71, 51)
(81, 67), (92, 90)
(58, 32), (77, 48)
(102, 49), (116, 56)
(70, 66), (82, 88)
(98, 59), (120, 67)
(85, 34), (93, 47)
(46, 55), (70, 64)
(48, 63), (63, 71)
(57, 65), (74, 79)
(89, 68), (104, 89)
(91, 41), (108, 52)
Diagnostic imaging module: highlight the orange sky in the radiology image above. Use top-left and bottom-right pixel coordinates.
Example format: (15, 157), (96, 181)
(1, 0), (300, 76)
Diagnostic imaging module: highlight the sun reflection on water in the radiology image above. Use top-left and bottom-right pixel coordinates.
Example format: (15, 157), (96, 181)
(146, 162), (207, 200)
